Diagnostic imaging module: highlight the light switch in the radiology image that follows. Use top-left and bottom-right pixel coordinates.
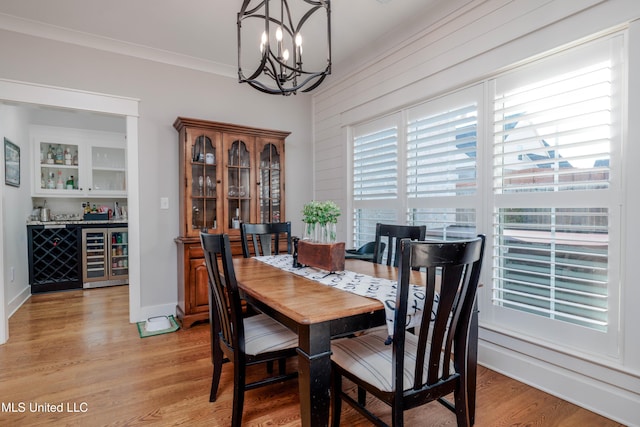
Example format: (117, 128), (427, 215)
(160, 197), (169, 210)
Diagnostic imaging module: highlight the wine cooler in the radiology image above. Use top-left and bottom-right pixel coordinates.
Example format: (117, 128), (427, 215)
(82, 227), (128, 288)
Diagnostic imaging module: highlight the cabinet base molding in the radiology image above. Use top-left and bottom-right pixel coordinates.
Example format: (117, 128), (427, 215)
(175, 305), (209, 328)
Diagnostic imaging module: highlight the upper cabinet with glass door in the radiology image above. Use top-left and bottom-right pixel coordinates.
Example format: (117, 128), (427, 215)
(174, 117), (289, 240)
(31, 125), (126, 198)
(90, 144), (127, 196)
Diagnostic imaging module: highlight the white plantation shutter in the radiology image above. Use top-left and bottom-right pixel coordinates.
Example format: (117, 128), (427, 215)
(407, 103), (478, 198)
(491, 35), (622, 334)
(412, 207), (477, 240)
(352, 116), (399, 248)
(493, 62), (612, 193)
(493, 208), (609, 330)
(405, 86), (481, 239)
(353, 127), (398, 201)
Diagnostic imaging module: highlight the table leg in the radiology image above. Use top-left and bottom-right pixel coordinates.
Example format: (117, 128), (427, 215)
(297, 322), (332, 427)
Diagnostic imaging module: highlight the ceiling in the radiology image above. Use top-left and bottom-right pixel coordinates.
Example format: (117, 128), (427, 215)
(0, 0), (451, 82)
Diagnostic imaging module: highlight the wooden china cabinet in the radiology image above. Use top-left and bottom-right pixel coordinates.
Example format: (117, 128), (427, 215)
(173, 117), (289, 327)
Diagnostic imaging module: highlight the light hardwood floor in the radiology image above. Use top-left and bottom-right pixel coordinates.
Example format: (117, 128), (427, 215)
(0, 285), (624, 426)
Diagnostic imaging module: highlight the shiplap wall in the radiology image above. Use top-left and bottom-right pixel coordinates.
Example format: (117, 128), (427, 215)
(311, 0), (640, 425)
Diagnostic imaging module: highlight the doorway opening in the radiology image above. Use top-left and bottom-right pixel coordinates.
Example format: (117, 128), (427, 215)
(0, 78), (140, 344)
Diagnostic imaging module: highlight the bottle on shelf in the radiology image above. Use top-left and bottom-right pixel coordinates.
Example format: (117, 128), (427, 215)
(56, 170), (64, 189)
(55, 145), (64, 165)
(66, 175), (74, 190)
(46, 145), (54, 164)
(72, 150), (78, 165)
(64, 147), (72, 165)
(47, 172), (55, 189)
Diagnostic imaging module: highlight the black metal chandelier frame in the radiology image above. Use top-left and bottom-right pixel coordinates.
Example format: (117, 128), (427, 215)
(237, 0), (332, 95)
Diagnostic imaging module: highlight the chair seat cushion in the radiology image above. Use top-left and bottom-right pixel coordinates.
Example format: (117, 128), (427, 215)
(243, 314), (298, 355)
(331, 328), (454, 392)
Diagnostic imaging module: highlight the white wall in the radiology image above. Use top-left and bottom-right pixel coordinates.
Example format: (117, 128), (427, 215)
(0, 105), (32, 317)
(0, 29), (313, 321)
(311, 0), (640, 425)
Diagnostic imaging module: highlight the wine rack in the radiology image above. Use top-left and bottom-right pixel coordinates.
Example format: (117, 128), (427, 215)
(28, 225), (82, 293)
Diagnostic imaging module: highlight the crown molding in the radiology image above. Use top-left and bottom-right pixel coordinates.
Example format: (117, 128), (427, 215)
(0, 13), (237, 79)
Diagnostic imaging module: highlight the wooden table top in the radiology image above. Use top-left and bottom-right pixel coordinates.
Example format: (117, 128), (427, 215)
(232, 258), (402, 325)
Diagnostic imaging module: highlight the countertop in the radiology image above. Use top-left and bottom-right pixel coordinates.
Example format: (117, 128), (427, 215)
(27, 219), (128, 226)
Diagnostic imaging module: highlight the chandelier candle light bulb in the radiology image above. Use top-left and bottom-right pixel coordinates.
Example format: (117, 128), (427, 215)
(295, 33), (303, 66)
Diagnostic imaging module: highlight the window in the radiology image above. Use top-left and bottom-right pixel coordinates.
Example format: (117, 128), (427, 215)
(490, 35), (622, 350)
(352, 115), (399, 248)
(349, 33), (623, 357)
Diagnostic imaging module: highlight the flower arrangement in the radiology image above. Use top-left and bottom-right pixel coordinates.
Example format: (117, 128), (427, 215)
(302, 200), (341, 243)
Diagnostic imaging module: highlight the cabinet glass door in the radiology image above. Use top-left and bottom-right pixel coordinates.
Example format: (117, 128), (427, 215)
(227, 139), (251, 229)
(109, 229), (128, 278)
(91, 146), (126, 193)
(83, 229), (107, 282)
(258, 143), (282, 223)
(39, 141), (80, 193)
(190, 135), (219, 232)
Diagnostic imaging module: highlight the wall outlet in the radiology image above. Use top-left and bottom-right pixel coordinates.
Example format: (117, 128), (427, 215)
(10, 267), (15, 282)
(160, 197), (169, 210)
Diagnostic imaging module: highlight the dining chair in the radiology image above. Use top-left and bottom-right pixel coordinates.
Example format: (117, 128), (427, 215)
(331, 235), (486, 427)
(372, 223), (426, 268)
(200, 232), (299, 427)
(241, 221), (292, 257)
(345, 241), (386, 262)
(239, 222), (292, 362)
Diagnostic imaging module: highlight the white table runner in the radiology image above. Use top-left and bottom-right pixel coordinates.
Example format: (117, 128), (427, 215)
(254, 255), (438, 340)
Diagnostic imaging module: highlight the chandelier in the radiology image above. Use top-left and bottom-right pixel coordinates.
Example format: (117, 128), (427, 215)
(237, 0), (332, 95)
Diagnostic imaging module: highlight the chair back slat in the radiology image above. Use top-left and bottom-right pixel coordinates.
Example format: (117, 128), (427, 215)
(200, 233), (246, 355)
(373, 223), (426, 268)
(394, 235), (485, 395)
(241, 222), (292, 257)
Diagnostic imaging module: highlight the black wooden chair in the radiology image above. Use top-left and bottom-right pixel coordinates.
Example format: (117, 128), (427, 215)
(240, 222), (292, 257)
(345, 241), (386, 262)
(372, 223), (426, 268)
(200, 232), (298, 427)
(331, 235), (486, 427)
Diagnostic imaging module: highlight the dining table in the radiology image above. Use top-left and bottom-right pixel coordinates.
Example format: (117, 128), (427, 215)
(232, 256), (478, 427)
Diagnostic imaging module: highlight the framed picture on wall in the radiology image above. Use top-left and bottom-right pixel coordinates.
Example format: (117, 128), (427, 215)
(4, 138), (20, 187)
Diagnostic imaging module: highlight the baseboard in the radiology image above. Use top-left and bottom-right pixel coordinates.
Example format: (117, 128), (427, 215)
(479, 338), (640, 426)
(7, 285), (31, 318)
(135, 302), (178, 324)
